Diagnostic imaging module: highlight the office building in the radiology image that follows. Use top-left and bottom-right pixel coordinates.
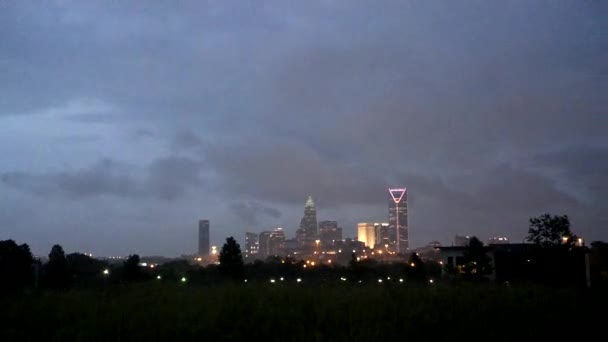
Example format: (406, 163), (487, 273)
(374, 223), (390, 248)
(198, 220), (210, 256)
(259, 231), (272, 258)
(245, 232), (259, 259)
(388, 188), (408, 253)
(298, 195), (318, 247)
(357, 222), (377, 249)
(319, 220), (342, 246)
(269, 228), (286, 256)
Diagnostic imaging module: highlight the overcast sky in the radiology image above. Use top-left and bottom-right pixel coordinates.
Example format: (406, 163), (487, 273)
(1, 1), (606, 257)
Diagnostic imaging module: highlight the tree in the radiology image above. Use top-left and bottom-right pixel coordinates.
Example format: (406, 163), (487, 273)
(0, 240), (34, 291)
(44, 244), (70, 290)
(527, 214), (575, 247)
(462, 237), (493, 281)
(123, 254), (141, 281)
(67, 253), (108, 285)
(218, 237), (244, 280)
(405, 253), (426, 281)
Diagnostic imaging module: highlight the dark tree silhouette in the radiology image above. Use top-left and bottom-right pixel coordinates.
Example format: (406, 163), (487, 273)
(218, 237), (244, 280)
(67, 253), (108, 285)
(0, 240), (34, 291)
(527, 214), (575, 247)
(123, 254), (141, 281)
(462, 237), (493, 281)
(405, 253), (426, 281)
(44, 244), (70, 290)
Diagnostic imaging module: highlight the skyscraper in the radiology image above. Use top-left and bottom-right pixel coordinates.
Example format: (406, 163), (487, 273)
(374, 222), (390, 248)
(388, 188), (408, 253)
(357, 223), (377, 248)
(319, 220), (341, 246)
(259, 231), (272, 258)
(198, 220), (210, 256)
(269, 228), (286, 256)
(245, 232), (259, 259)
(299, 195), (318, 247)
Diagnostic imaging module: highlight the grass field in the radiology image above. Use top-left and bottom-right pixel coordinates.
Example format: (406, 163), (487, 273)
(1, 282), (604, 341)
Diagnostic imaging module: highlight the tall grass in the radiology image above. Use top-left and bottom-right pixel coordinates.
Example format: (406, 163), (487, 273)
(1, 282), (604, 341)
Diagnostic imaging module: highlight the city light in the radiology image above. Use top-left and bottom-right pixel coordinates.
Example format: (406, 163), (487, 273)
(280, 277), (284, 281)
(410, 263), (416, 267)
(429, 279), (434, 284)
(181, 277), (187, 283)
(378, 279), (383, 283)
(399, 278), (404, 283)
(340, 277), (347, 281)
(270, 279), (276, 283)
(303, 264), (307, 268)
(439, 261), (443, 265)
(157, 275), (162, 280)
(103, 269), (110, 275)
(296, 278), (302, 283)
(327, 259), (332, 264)
(387, 276), (391, 280)
(244, 279), (248, 283)
(310, 261), (315, 266)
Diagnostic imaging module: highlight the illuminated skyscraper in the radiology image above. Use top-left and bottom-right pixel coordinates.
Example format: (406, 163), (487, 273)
(198, 220), (210, 256)
(357, 223), (377, 248)
(298, 195), (318, 247)
(388, 188), (408, 253)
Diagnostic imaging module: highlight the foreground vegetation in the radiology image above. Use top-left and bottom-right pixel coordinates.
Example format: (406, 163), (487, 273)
(1, 283), (605, 341)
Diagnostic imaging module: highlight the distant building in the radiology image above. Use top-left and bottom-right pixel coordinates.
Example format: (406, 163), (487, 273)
(245, 232), (259, 259)
(259, 231), (272, 258)
(357, 223), (377, 249)
(269, 228), (286, 256)
(388, 188), (408, 253)
(299, 196), (318, 247)
(198, 220), (210, 256)
(454, 235), (470, 247)
(319, 220), (342, 247)
(375, 222), (390, 248)
(488, 237), (510, 245)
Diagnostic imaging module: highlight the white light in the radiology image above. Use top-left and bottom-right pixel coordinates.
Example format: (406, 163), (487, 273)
(296, 278), (302, 283)
(378, 279), (383, 283)
(244, 279), (248, 283)
(140, 263), (147, 267)
(270, 279), (276, 283)
(181, 277), (187, 283)
(429, 279), (434, 284)
(103, 269), (110, 275)
(157, 275), (162, 280)
(340, 277), (347, 281)
(387, 277), (391, 280)
(280, 277), (284, 281)
(399, 278), (404, 283)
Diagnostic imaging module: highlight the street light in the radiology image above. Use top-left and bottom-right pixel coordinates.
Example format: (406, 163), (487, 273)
(103, 269), (110, 275)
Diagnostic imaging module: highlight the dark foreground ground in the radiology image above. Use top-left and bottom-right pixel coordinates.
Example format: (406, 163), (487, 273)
(1, 283), (605, 341)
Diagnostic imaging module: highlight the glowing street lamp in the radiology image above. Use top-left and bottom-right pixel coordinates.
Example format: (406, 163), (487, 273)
(103, 269), (110, 275)
(181, 277), (187, 283)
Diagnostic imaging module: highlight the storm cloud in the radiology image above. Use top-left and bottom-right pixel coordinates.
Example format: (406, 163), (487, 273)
(0, 1), (606, 256)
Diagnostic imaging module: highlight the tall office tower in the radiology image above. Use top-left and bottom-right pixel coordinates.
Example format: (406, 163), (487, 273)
(357, 223), (377, 248)
(198, 220), (210, 256)
(245, 232), (259, 259)
(299, 195), (318, 247)
(319, 220), (340, 246)
(295, 228), (306, 247)
(388, 188), (408, 253)
(374, 223), (390, 248)
(269, 228), (286, 256)
(259, 231), (272, 258)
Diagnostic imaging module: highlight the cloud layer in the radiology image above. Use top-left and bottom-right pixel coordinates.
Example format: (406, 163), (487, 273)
(1, 1), (606, 256)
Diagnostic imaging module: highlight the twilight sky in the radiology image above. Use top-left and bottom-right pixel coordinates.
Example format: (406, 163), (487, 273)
(1, 1), (606, 257)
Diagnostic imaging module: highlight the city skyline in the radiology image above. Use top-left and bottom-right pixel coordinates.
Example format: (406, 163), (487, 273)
(1, 2), (606, 257)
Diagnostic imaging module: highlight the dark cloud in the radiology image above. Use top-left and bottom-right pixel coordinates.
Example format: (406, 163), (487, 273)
(1, 157), (205, 201)
(229, 201), (282, 225)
